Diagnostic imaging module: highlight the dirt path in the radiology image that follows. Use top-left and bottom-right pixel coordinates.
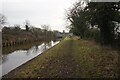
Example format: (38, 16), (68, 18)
(3, 37), (119, 78)
(3, 38), (79, 78)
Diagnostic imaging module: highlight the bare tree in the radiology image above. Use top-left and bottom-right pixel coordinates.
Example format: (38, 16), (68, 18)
(41, 25), (50, 31)
(25, 20), (30, 31)
(0, 14), (7, 30)
(41, 25), (49, 50)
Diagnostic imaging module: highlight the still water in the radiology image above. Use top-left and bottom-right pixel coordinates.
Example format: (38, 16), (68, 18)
(0, 40), (59, 77)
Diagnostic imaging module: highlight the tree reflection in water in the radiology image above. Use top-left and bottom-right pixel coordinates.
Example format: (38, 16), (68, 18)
(0, 55), (8, 65)
(0, 39), (60, 77)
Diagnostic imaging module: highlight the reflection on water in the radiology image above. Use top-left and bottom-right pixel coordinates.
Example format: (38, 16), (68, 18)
(0, 40), (59, 77)
(2, 42), (43, 55)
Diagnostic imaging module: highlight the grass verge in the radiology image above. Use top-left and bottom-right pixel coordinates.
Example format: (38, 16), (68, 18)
(3, 37), (119, 78)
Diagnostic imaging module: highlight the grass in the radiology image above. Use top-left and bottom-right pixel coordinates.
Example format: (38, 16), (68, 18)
(3, 37), (119, 78)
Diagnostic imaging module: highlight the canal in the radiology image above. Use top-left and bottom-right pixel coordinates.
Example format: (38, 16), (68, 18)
(0, 40), (60, 77)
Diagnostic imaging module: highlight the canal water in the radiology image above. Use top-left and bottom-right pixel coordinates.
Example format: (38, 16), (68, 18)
(0, 40), (59, 77)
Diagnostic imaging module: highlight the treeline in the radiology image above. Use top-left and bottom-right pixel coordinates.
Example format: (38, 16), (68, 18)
(0, 13), (63, 47)
(67, 1), (120, 48)
(2, 25), (57, 47)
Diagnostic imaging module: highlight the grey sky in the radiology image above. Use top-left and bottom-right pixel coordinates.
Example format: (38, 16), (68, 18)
(1, 0), (76, 32)
(89, 0), (120, 2)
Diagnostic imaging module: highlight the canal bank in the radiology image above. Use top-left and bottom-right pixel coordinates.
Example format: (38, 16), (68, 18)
(2, 37), (119, 78)
(1, 40), (60, 77)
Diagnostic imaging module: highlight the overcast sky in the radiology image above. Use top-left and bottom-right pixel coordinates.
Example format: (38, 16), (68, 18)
(0, 0), (76, 32)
